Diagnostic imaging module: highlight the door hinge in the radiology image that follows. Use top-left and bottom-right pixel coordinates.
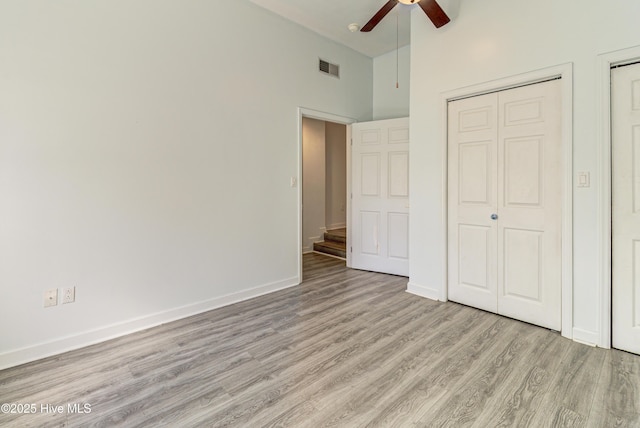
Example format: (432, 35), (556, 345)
(350, 138), (353, 146)
(350, 246), (352, 252)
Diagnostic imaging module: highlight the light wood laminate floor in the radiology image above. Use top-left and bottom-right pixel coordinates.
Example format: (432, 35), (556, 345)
(1, 253), (639, 427)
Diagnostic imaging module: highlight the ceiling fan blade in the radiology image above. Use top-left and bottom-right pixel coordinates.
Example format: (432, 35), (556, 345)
(361, 0), (398, 32)
(418, 0), (450, 28)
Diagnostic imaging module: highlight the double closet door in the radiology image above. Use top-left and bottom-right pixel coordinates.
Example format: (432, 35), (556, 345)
(612, 62), (640, 355)
(448, 80), (562, 331)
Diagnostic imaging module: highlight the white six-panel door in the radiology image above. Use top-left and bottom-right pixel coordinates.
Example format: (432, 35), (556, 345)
(351, 117), (410, 276)
(612, 63), (640, 355)
(448, 80), (562, 330)
(447, 92), (499, 313)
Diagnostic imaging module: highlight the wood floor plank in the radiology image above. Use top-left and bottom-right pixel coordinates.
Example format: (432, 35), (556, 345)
(225, 292), (433, 426)
(471, 328), (570, 427)
(422, 321), (537, 427)
(252, 301), (470, 427)
(1, 253), (640, 427)
(297, 306), (490, 427)
(533, 340), (607, 427)
(586, 348), (640, 428)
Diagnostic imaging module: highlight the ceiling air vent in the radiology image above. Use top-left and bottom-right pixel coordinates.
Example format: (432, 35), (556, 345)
(319, 59), (340, 78)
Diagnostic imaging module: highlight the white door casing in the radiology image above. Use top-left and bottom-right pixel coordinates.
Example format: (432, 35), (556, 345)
(351, 117), (410, 276)
(612, 62), (640, 355)
(448, 80), (562, 331)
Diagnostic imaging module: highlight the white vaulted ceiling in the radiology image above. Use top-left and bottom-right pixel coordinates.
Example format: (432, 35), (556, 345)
(248, 0), (415, 58)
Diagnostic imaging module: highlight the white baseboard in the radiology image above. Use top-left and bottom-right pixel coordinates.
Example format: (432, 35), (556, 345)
(572, 328), (600, 347)
(406, 282), (442, 301)
(326, 222), (346, 230)
(0, 276), (300, 370)
(303, 234), (324, 254)
(312, 250), (345, 261)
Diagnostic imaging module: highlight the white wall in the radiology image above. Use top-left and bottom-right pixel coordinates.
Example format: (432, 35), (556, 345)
(373, 45), (410, 120)
(0, 0), (373, 368)
(408, 0), (640, 345)
(302, 118), (326, 253)
(325, 122), (347, 230)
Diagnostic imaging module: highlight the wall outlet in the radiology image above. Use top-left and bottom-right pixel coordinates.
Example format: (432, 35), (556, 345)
(44, 289), (58, 308)
(62, 286), (76, 304)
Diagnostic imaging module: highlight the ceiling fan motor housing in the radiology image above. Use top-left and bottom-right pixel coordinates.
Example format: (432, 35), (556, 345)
(361, 0), (450, 33)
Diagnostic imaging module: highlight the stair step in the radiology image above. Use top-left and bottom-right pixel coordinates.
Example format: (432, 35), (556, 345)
(313, 240), (347, 259)
(324, 228), (346, 244)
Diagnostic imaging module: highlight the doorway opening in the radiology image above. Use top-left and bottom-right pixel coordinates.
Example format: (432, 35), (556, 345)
(302, 117), (348, 259)
(297, 108), (355, 282)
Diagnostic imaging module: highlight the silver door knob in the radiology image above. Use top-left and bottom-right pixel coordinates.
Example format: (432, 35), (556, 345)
(491, 214), (498, 220)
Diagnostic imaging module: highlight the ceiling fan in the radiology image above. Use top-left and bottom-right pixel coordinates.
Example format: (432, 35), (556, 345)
(361, 0), (450, 32)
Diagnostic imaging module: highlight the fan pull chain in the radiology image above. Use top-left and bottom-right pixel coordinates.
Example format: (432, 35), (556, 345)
(396, 10), (399, 89)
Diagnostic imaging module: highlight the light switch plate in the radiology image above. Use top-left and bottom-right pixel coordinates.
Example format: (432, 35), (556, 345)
(577, 171), (590, 188)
